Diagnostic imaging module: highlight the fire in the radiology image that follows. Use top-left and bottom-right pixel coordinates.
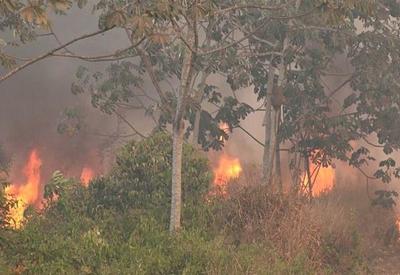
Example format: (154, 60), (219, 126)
(312, 165), (335, 196)
(218, 122), (229, 142)
(303, 163), (335, 197)
(80, 167), (94, 187)
(213, 154), (242, 195)
(6, 149), (42, 228)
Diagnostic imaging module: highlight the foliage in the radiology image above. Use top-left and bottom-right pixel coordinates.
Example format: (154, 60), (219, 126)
(86, 131), (211, 223)
(0, 145), (14, 229)
(0, 136), (373, 274)
(0, 176), (371, 274)
(1, 0), (400, 271)
(0, 135), (328, 274)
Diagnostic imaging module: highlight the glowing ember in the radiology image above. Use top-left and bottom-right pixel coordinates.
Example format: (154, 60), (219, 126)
(80, 167), (94, 187)
(213, 154), (242, 195)
(6, 149), (42, 228)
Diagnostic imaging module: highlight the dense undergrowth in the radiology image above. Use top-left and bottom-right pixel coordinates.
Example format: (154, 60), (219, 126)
(0, 133), (396, 274)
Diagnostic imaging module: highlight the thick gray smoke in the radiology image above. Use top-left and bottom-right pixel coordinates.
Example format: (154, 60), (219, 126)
(0, 8), (129, 182)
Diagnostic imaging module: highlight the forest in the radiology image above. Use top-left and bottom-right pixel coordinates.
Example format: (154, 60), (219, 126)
(1, 0), (400, 274)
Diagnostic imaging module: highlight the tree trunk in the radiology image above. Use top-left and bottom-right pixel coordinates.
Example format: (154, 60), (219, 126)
(169, 29), (195, 233)
(169, 122), (185, 232)
(262, 35), (288, 186)
(262, 64), (276, 185)
(191, 72), (209, 147)
(289, 150), (302, 194)
(304, 153), (313, 201)
(275, 140), (282, 192)
(191, 109), (201, 146)
(264, 108), (279, 185)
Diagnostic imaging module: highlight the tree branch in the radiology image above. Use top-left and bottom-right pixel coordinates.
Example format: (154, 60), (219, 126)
(0, 28), (114, 84)
(50, 37), (145, 62)
(216, 4), (287, 15)
(328, 76), (353, 98)
(236, 125), (264, 147)
(113, 109), (147, 139)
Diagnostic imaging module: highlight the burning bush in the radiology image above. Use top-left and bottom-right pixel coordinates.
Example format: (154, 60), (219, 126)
(0, 145), (13, 229)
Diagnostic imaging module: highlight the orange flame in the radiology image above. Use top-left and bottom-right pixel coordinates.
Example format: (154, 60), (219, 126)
(218, 122), (229, 142)
(213, 154), (242, 195)
(6, 149), (42, 228)
(303, 163), (335, 197)
(312, 165), (335, 196)
(80, 167), (94, 187)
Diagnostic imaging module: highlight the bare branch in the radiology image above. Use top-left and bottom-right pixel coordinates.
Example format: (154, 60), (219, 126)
(137, 48), (170, 110)
(236, 125), (264, 147)
(200, 18), (271, 56)
(362, 137), (385, 148)
(214, 3), (288, 15)
(50, 37), (145, 62)
(113, 109), (147, 139)
(328, 76), (354, 98)
(0, 28), (114, 84)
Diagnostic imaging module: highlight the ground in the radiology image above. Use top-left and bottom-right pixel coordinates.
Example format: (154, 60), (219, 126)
(369, 245), (400, 274)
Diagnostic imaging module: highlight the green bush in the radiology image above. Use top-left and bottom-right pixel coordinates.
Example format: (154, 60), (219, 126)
(87, 131), (211, 221)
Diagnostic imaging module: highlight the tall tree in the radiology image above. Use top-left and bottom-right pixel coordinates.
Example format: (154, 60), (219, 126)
(0, 0), (308, 232)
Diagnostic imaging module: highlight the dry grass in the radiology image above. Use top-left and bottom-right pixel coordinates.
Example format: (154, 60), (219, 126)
(214, 165), (399, 273)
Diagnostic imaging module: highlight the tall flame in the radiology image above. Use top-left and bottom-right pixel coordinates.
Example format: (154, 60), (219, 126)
(213, 154), (242, 195)
(312, 165), (335, 196)
(6, 149), (42, 228)
(303, 164), (335, 197)
(80, 167), (94, 187)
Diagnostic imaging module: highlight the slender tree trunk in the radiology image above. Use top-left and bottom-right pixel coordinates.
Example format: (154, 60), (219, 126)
(262, 64), (275, 185)
(170, 122), (185, 232)
(265, 109), (279, 184)
(304, 153), (313, 201)
(290, 150), (302, 194)
(169, 29), (195, 233)
(191, 73), (209, 147)
(191, 109), (201, 146)
(275, 140), (282, 192)
(262, 34), (288, 186)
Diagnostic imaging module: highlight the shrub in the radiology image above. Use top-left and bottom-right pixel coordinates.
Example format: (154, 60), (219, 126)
(87, 131), (211, 222)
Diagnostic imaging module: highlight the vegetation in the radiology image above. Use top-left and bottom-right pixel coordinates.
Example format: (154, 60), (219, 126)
(0, 134), (385, 274)
(2, 0), (400, 273)
(2, 0), (400, 231)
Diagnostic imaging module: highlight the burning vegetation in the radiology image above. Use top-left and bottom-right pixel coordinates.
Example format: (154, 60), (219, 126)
(6, 150), (42, 228)
(212, 154), (242, 195)
(302, 163), (336, 198)
(5, 150), (97, 228)
(2, 0), (400, 273)
(80, 167), (94, 187)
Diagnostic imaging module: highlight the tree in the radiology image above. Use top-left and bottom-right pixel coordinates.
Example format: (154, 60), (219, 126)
(263, 0), (400, 202)
(214, 0), (400, 203)
(0, 0), (316, 232)
(3, 0), (399, 229)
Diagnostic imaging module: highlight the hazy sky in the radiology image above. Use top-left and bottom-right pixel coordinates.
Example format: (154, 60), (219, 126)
(0, 7), (128, 181)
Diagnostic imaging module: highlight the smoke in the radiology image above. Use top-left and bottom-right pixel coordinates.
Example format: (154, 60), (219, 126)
(1, 7), (399, 211)
(0, 7), (133, 182)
